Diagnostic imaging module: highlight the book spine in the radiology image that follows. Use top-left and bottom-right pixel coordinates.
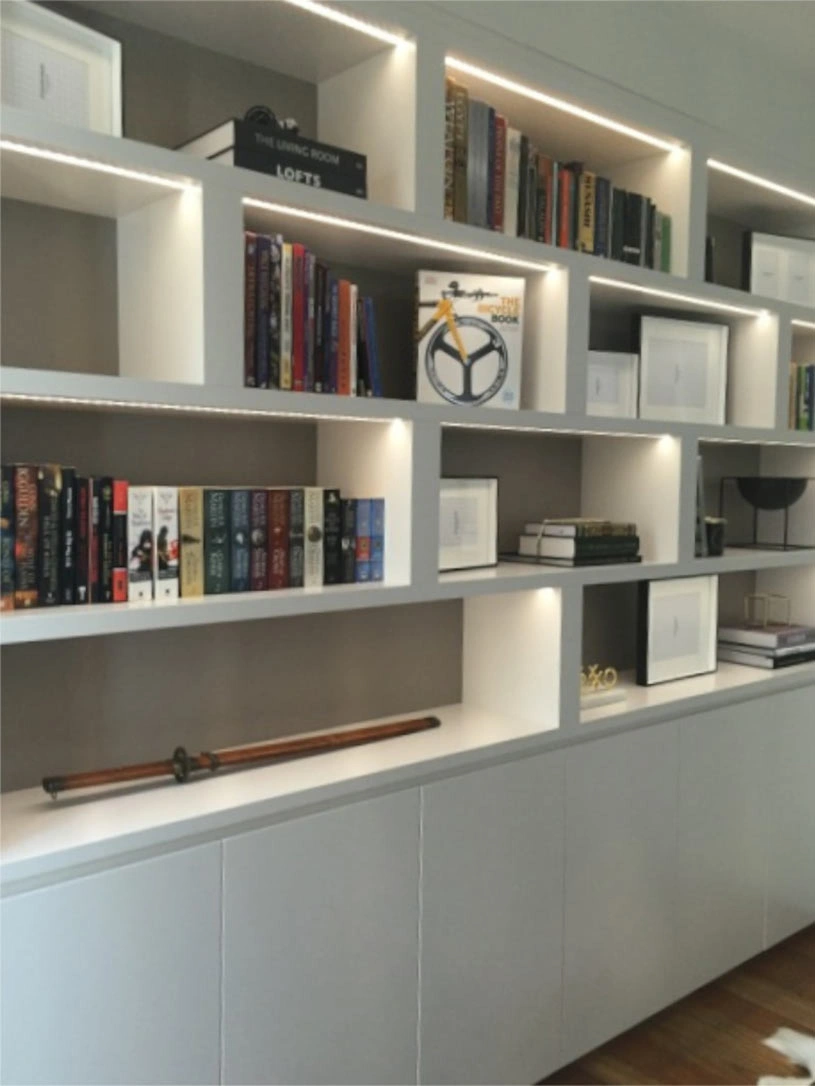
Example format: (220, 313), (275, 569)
(268, 489), (290, 589)
(517, 135), (528, 238)
(329, 277), (340, 394)
(76, 477), (90, 604)
(305, 250), (316, 392)
(349, 282), (358, 396)
(59, 466), (76, 605)
(466, 98), (479, 226)
(1, 467), (14, 611)
(578, 171), (596, 253)
(444, 77), (456, 221)
(357, 295), (370, 396)
(291, 243), (306, 392)
(364, 296), (383, 397)
(653, 211), (663, 271)
(486, 107), (495, 230)
(90, 478), (101, 603)
(127, 486), (154, 602)
(204, 489), (231, 594)
(179, 486), (204, 598)
(314, 262), (327, 393)
(233, 121), (368, 176)
(249, 488), (269, 590)
(452, 81), (469, 223)
(13, 466), (38, 608)
(558, 168), (572, 248)
(492, 114), (506, 232)
(112, 479), (129, 602)
(98, 477), (114, 603)
(503, 128), (521, 236)
(303, 487), (324, 588)
(548, 163), (559, 246)
(323, 488), (343, 585)
(244, 232), (258, 387)
(36, 465), (61, 607)
(280, 243), (293, 390)
(807, 366), (815, 431)
(340, 498), (357, 584)
(288, 488), (305, 588)
(645, 200), (656, 269)
(153, 486), (179, 600)
(594, 177), (610, 258)
(640, 197), (649, 267)
(268, 235), (283, 389)
(569, 537), (640, 555)
(337, 280), (351, 395)
(255, 234), (272, 389)
(661, 215), (672, 273)
(355, 498), (372, 582)
(229, 149), (367, 198)
(611, 187), (625, 261)
(622, 192), (643, 265)
(527, 149), (538, 243)
(536, 156), (551, 243)
(370, 498), (385, 582)
(229, 488), (251, 592)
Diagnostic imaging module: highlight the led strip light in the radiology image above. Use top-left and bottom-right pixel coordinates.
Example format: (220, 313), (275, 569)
(445, 56), (680, 154)
(589, 275), (767, 318)
(791, 319), (815, 331)
(0, 139), (194, 190)
(281, 0), (411, 47)
(707, 159), (815, 208)
(243, 197), (557, 272)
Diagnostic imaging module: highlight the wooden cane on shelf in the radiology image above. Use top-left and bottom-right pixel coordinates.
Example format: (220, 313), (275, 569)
(42, 715), (442, 798)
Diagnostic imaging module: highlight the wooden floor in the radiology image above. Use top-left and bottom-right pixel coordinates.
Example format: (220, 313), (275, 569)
(544, 926), (815, 1085)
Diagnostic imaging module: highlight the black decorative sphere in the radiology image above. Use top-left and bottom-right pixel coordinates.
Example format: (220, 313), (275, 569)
(736, 476), (808, 511)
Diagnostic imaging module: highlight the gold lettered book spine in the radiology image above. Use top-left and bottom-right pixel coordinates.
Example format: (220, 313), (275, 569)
(578, 170), (596, 253)
(179, 486), (204, 598)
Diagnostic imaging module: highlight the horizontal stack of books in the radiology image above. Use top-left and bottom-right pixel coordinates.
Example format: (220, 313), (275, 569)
(0, 464), (385, 611)
(244, 231), (383, 396)
(505, 518), (642, 567)
(444, 78), (671, 271)
(717, 622), (815, 670)
(789, 363), (815, 430)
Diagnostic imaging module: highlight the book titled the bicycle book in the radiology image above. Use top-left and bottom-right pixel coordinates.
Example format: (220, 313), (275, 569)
(415, 271), (525, 409)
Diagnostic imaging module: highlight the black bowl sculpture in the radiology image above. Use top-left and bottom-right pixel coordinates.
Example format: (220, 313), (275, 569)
(736, 476), (808, 511)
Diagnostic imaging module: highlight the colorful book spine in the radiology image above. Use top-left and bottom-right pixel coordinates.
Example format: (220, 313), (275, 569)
(13, 466), (38, 609)
(558, 168), (573, 248)
(269, 235), (283, 389)
(594, 177), (611, 258)
(355, 497), (371, 583)
(127, 486), (154, 602)
(337, 280), (351, 396)
(288, 487), (305, 588)
(112, 479), (129, 603)
(486, 107), (495, 230)
(268, 488), (290, 589)
(291, 242), (306, 392)
(578, 171), (596, 253)
(76, 477), (91, 604)
(349, 282), (358, 397)
(328, 277), (340, 394)
(303, 486), (324, 588)
(59, 467), (77, 605)
(314, 262), (327, 393)
(323, 488), (342, 585)
(204, 489), (231, 595)
(452, 81), (469, 223)
(492, 113), (506, 233)
(229, 488), (251, 593)
(305, 250), (316, 392)
(255, 233), (272, 389)
(244, 232), (258, 387)
(444, 77), (456, 221)
(370, 498), (385, 582)
(249, 488), (269, 591)
(503, 127), (521, 237)
(280, 242), (293, 390)
(37, 465), (61, 607)
(90, 478), (101, 603)
(153, 486), (179, 601)
(98, 477), (114, 604)
(364, 296), (383, 398)
(1, 467), (14, 611)
(179, 486), (204, 598)
(340, 498), (356, 584)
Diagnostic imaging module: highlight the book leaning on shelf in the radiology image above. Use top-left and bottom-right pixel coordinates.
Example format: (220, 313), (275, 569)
(789, 363), (815, 430)
(502, 518), (642, 567)
(0, 463), (385, 611)
(444, 76), (672, 273)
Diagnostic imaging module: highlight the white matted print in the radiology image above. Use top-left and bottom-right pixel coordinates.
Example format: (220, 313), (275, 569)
(638, 317), (728, 424)
(586, 351), (638, 418)
(637, 574), (718, 685)
(438, 477), (498, 572)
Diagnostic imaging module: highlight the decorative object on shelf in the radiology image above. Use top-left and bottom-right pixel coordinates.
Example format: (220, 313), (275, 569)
(743, 232), (815, 307)
(718, 595), (815, 670)
(704, 518), (726, 557)
(586, 351), (638, 419)
(505, 517), (641, 567)
(0, 1), (122, 135)
(177, 108), (367, 198)
(42, 714), (442, 798)
(579, 663), (627, 709)
(416, 272), (524, 409)
(438, 477), (498, 572)
(744, 592), (791, 628)
(638, 316), (728, 425)
(789, 362), (815, 431)
(718, 475), (815, 551)
(694, 455), (728, 559)
(636, 574), (718, 686)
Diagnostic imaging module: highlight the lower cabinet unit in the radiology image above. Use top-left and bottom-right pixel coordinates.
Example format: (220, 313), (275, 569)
(0, 844), (222, 1086)
(419, 751), (566, 1085)
(221, 788), (421, 1086)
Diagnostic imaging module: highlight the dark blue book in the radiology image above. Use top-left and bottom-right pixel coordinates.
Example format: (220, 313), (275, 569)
(340, 499), (356, 584)
(355, 498), (372, 583)
(363, 296), (383, 397)
(230, 489), (251, 592)
(255, 234), (271, 388)
(1, 466), (15, 611)
(370, 498), (385, 582)
(594, 177), (612, 258)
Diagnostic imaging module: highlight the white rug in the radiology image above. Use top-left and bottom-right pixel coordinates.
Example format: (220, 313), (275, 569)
(758, 1028), (815, 1086)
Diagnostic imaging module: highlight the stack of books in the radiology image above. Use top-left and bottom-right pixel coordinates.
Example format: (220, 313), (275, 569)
(506, 518), (641, 567)
(789, 362), (814, 430)
(717, 622), (815, 670)
(444, 78), (671, 271)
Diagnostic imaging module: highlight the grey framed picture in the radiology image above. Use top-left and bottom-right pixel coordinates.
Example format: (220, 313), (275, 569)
(636, 575), (718, 685)
(438, 477), (498, 572)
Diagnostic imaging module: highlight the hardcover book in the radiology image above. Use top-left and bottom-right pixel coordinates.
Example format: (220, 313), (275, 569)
(349, 282), (358, 396)
(306, 250), (316, 392)
(179, 486), (204, 598)
(230, 488), (251, 593)
(59, 467), (77, 604)
(355, 497), (372, 582)
(503, 127), (521, 237)
(280, 243), (293, 390)
(268, 488), (290, 590)
(337, 280), (351, 396)
(340, 498), (357, 584)
(452, 81), (469, 223)
(208, 147), (366, 198)
(112, 479), (129, 603)
(37, 464), (62, 607)
(578, 171), (596, 253)
(76, 476), (91, 604)
(244, 232), (258, 387)
(255, 233), (272, 389)
(204, 489), (231, 594)
(268, 235), (283, 389)
(288, 487), (305, 588)
(303, 486), (324, 588)
(1, 467), (14, 611)
(90, 477), (101, 603)
(127, 486), (154, 602)
(153, 486), (179, 601)
(444, 78), (456, 221)
(323, 488), (342, 585)
(98, 477), (114, 604)
(291, 243), (306, 392)
(249, 488), (269, 591)
(370, 498), (385, 582)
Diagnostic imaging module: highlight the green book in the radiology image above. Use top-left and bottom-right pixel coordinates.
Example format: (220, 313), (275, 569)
(660, 215), (672, 273)
(204, 488), (231, 595)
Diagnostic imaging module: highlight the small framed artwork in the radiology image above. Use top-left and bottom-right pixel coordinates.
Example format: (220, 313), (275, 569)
(439, 477), (498, 572)
(638, 316), (728, 424)
(636, 574), (718, 686)
(586, 351), (638, 418)
(1, 2), (122, 136)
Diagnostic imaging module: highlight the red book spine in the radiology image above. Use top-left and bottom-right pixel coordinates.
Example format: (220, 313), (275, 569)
(492, 114), (506, 232)
(291, 243), (306, 392)
(13, 465), (38, 609)
(337, 280), (351, 396)
(558, 168), (572, 249)
(112, 480), (129, 602)
(268, 489), (290, 589)
(244, 232), (258, 387)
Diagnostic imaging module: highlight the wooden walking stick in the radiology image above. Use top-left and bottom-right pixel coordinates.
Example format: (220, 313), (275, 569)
(42, 715), (441, 798)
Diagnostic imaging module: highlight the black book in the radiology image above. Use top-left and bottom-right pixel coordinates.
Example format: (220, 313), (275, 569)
(230, 489), (251, 592)
(610, 187), (626, 261)
(341, 499), (357, 584)
(323, 488), (343, 585)
(37, 465), (62, 607)
(706, 236), (716, 283)
(76, 477), (91, 604)
(98, 476), (114, 603)
(517, 135), (528, 238)
(60, 466), (77, 604)
(622, 192), (644, 265)
(645, 200), (656, 269)
(1, 466), (14, 612)
(288, 488), (305, 589)
(269, 235), (282, 389)
(210, 147), (367, 199)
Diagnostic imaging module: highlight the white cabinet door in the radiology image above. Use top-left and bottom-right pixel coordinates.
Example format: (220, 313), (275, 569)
(766, 685), (815, 945)
(222, 789), (420, 1086)
(675, 701), (769, 996)
(419, 751), (565, 1085)
(561, 721), (679, 1064)
(0, 844), (221, 1086)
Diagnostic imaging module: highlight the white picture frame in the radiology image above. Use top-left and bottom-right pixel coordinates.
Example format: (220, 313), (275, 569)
(637, 575), (718, 686)
(1, 1), (122, 136)
(438, 477), (498, 572)
(749, 233), (815, 307)
(586, 351), (639, 418)
(638, 316), (728, 425)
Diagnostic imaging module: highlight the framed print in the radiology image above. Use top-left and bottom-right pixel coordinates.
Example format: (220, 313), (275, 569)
(1, 2), (122, 136)
(638, 316), (728, 424)
(586, 351), (638, 418)
(636, 575), (718, 686)
(438, 477), (498, 572)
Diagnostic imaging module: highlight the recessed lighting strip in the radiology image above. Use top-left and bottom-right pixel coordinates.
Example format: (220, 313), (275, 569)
(589, 275), (766, 318)
(707, 159), (815, 208)
(792, 318), (815, 331)
(243, 197), (557, 272)
(281, 0), (411, 47)
(445, 56), (680, 154)
(0, 139), (194, 190)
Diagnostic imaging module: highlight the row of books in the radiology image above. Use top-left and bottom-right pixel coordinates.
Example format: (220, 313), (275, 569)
(443, 79), (672, 272)
(244, 231), (383, 396)
(506, 518), (642, 568)
(789, 363), (815, 430)
(718, 621), (815, 671)
(0, 464), (385, 611)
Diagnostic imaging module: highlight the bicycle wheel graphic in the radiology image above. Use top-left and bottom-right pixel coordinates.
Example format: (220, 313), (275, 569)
(425, 316), (509, 406)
